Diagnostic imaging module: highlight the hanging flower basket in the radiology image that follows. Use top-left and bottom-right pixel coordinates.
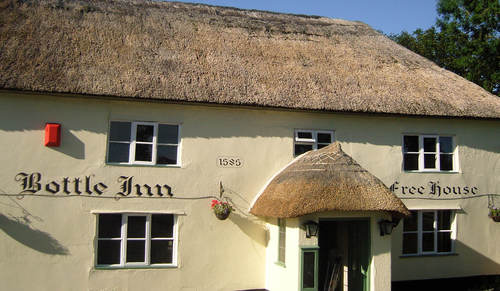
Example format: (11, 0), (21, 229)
(488, 207), (500, 222)
(211, 199), (234, 220)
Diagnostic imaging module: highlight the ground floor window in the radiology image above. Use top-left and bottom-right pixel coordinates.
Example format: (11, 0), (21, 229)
(277, 218), (286, 264)
(402, 210), (455, 255)
(96, 213), (177, 267)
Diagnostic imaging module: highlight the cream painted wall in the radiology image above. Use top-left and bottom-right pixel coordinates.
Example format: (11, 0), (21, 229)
(0, 92), (499, 290)
(265, 218), (301, 291)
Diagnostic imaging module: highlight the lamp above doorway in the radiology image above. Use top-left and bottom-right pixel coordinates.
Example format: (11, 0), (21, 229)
(303, 221), (319, 238)
(378, 219), (398, 236)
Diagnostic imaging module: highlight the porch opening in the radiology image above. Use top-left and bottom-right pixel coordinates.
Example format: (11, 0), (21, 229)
(318, 219), (371, 291)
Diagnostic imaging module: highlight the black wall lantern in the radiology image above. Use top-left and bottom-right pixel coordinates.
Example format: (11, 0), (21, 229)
(303, 221), (319, 238)
(378, 218), (401, 236)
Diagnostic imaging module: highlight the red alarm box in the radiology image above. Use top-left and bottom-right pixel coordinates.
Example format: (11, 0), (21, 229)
(45, 123), (61, 147)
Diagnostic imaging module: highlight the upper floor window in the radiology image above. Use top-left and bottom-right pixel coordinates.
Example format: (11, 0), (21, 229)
(403, 135), (457, 172)
(294, 129), (334, 156)
(402, 210), (455, 256)
(96, 213), (177, 267)
(107, 121), (180, 166)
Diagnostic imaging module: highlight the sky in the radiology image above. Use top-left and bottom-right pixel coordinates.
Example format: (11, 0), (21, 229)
(170, 0), (439, 35)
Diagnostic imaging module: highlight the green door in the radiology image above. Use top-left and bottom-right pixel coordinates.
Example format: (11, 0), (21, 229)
(301, 247), (319, 291)
(348, 220), (370, 291)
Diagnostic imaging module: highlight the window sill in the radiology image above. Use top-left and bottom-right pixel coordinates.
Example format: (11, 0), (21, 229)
(274, 261), (286, 268)
(403, 170), (459, 174)
(95, 264), (178, 270)
(106, 163), (182, 168)
(400, 253), (458, 258)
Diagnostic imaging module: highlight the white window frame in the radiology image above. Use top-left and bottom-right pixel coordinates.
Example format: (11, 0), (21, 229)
(402, 134), (458, 172)
(294, 129), (335, 156)
(107, 121), (181, 166)
(402, 210), (456, 256)
(96, 213), (178, 268)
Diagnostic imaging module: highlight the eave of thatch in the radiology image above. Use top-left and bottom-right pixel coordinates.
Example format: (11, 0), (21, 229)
(1, 0), (499, 119)
(249, 143), (410, 218)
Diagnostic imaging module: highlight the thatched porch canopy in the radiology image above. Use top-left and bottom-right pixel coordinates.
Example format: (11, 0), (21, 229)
(250, 143), (410, 218)
(0, 0), (499, 118)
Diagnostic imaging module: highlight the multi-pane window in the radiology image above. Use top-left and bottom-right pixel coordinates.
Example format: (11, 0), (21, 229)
(403, 135), (456, 171)
(107, 121), (180, 165)
(96, 213), (177, 267)
(277, 218), (286, 264)
(402, 210), (454, 255)
(294, 130), (334, 156)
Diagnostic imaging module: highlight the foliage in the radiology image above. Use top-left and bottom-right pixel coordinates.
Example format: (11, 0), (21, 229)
(489, 207), (499, 217)
(389, 0), (499, 95)
(211, 199), (233, 218)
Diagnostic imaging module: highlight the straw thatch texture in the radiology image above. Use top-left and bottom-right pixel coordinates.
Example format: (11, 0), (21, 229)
(1, 0), (499, 118)
(250, 143), (410, 218)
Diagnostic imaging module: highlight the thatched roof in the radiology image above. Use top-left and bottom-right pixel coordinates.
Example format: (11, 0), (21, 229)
(1, 0), (499, 118)
(250, 143), (410, 218)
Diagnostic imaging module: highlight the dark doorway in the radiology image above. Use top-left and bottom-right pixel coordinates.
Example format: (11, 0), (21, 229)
(318, 220), (371, 291)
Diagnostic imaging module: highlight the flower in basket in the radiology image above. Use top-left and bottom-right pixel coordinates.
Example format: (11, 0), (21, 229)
(489, 207), (499, 218)
(211, 199), (234, 220)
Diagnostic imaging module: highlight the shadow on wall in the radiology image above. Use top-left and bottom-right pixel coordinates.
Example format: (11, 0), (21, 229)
(453, 240), (500, 276)
(222, 185), (269, 247)
(393, 275), (500, 291)
(0, 213), (70, 255)
(48, 125), (86, 160)
(229, 212), (269, 247)
(392, 240), (500, 289)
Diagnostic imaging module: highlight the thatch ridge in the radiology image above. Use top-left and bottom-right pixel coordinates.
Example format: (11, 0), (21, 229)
(250, 143), (410, 218)
(1, 0), (499, 118)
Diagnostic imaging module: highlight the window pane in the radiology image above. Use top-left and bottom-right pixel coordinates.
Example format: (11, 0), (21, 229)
(438, 211), (452, 230)
(136, 125), (154, 142)
(152, 214), (174, 238)
(126, 240), (145, 262)
(424, 154), (436, 169)
(108, 143), (130, 163)
(439, 137), (453, 153)
(404, 154), (419, 170)
(99, 214), (122, 238)
(278, 246), (286, 263)
(127, 216), (146, 238)
(317, 133), (332, 143)
(317, 143), (329, 149)
(424, 137), (436, 152)
(422, 212), (435, 231)
(422, 233), (435, 252)
(295, 144), (313, 156)
(158, 124), (178, 144)
(403, 136), (418, 152)
(302, 251), (315, 288)
(440, 154), (453, 171)
(403, 212), (418, 231)
(135, 144), (153, 162)
(438, 232), (452, 252)
(402, 233), (418, 254)
(110, 122), (131, 142)
(97, 240), (121, 265)
(151, 240), (173, 264)
(297, 131), (313, 139)
(157, 145), (178, 165)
